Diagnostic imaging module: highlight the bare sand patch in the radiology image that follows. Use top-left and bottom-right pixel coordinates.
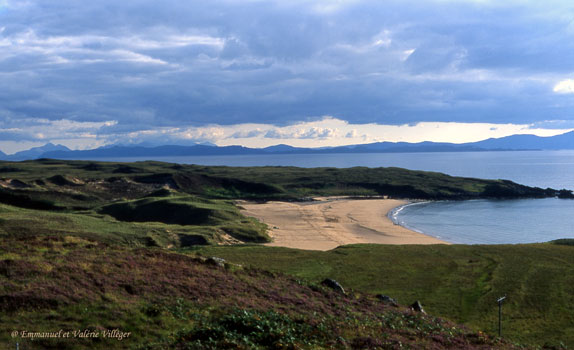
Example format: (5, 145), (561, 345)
(239, 198), (448, 251)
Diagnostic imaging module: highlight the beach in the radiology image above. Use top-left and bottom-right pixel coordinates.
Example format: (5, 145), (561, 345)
(238, 198), (448, 251)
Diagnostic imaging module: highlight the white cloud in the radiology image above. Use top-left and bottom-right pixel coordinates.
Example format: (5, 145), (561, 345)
(180, 127), (226, 141)
(0, 30), (224, 51)
(372, 30), (392, 47)
(0, 30), (223, 69)
(401, 49), (416, 61)
(204, 117), (573, 147)
(230, 129), (266, 138)
(0, 118), (117, 153)
(93, 116), (574, 148)
(2, 0), (574, 141)
(125, 35), (225, 50)
(311, 0), (359, 14)
(0, 118), (116, 133)
(2, 116), (573, 153)
(330, 30), (393, 55)
(111, 50), (169, 65)
(553, 79), (574, 94)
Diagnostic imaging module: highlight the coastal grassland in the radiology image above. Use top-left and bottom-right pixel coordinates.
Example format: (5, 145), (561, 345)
(194, 243), (574, 348)
(2, 159), (573, 348)
(1, 159), (560, 248)
(0, 236), (519, 350)
(0, 159), (563, 203)
(0, 196), (268, 248)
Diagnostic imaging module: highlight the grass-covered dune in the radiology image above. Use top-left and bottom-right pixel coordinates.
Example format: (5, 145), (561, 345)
(1, 159), (570, 204)
(1, 159), (567, 248)
(195, 243), (574, 349)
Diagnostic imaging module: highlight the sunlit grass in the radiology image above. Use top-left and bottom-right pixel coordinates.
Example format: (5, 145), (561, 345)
(194, 243), (574, 348)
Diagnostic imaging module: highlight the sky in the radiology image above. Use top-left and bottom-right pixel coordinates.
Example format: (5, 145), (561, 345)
(1, 0), (574, 153)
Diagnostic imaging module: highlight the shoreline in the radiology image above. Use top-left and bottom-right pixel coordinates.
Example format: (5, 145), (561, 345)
(387, 200), (434, 234)
(238, 197), (448, 251)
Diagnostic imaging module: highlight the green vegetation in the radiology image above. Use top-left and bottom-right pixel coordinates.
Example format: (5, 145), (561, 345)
(0, 159), (561, 248)
(0, 160), (276, 246)
(191, 165), (563, 199)
(0, 159), (566, 204)
(0, 198), (267, 248)
(551, 238), (574, 246)
(194, 244), (574, 348)
(0, 236), (522, 350)
(99, 196), (269, 242)
(1, 159), (573, 349)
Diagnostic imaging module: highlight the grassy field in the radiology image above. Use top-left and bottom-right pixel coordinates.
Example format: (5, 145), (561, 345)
(194, 243), (574, 348)
(0, 235), (523, 350)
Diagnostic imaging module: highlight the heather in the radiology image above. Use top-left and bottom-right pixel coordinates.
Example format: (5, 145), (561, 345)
(0, 235), (522, 350)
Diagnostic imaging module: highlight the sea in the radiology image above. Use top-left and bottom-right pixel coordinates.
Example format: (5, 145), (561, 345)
(97, 150), (574, 244)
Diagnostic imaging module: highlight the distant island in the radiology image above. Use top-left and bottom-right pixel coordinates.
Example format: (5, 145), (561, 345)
(3, 131), (574, 161)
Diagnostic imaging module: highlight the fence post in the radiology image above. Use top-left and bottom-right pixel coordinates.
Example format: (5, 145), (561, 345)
(497, 296), (506, 337)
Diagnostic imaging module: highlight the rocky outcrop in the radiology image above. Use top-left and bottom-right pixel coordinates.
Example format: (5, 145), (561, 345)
(410, 300), (425, 313)
(205, 256), (226, 268)
(321, 278), (345, 294)
(376, 294), (398, 307)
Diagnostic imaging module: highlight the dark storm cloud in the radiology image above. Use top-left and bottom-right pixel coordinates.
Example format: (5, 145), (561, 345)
(1, 0), (574, 143)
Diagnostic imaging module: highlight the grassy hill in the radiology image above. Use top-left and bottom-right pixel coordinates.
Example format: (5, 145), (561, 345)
(194, 243), (574, 348)
(0, 159), (563, 249)
(1, 159), (573, 348)
(0, 235), (523, 350)
(0, 159), (566, 204)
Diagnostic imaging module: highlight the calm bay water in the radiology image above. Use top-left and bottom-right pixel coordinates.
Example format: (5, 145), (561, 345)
(98, 150), (574, 244)
(390, 199), (574, 244)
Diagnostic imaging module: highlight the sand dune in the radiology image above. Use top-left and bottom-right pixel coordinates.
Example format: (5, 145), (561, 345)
(239, 198), (448, 251)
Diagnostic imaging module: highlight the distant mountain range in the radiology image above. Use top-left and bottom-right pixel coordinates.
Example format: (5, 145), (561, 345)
(2, 131), (574, 161)
(0, 143), (71, 161)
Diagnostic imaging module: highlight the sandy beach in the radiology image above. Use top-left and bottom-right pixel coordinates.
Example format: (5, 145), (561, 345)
(238, 198), (448, 251)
